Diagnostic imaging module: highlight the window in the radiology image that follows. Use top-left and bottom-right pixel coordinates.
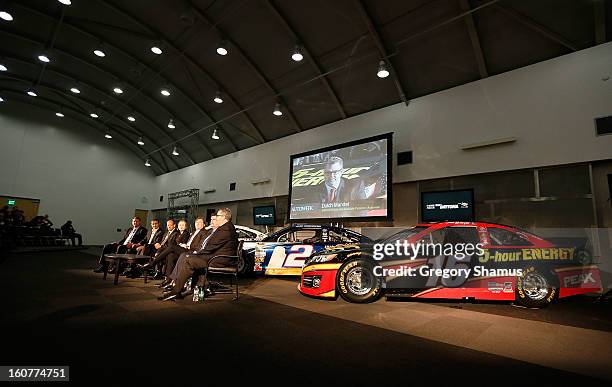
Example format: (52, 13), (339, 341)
(488, 227), (532, 246)
(278, 230), (318, 243)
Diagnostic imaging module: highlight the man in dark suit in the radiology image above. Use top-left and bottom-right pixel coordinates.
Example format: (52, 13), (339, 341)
(159, 209), (238, 301)
(144, 216), (209, 287)
(319, 156), (350, 204)
(135, 219), (164, 257)
(94, 216), (147, 273)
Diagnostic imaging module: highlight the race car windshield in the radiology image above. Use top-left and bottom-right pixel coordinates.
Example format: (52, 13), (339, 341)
(380, 227), (428, 244)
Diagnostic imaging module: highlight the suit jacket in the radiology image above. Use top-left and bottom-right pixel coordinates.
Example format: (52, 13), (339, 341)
(194, 222), (238, 257)
(175, 230), (191, 246)
(318, 178), (350, 204)
(184, 228), (209, 251)
(143, 228), (164, 246)
(158, 228), (178, 250)
(119, 226), (148, 245)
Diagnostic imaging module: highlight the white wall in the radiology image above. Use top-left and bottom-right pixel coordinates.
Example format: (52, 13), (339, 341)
(0, 102), (156, 245)
(155, 42), (612, 205)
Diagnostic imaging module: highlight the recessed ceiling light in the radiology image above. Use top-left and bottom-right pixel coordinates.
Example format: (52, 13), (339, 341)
(55, 112), (64, 117)
(211, 128), (219, 140)
(0, 96), (4, 102)
(113, 85), (124, 94)
(70, 86), (81, 94)
(377, 60), (389, 78)
(172, 146), (179, 156)
(105, 133), (113, 139)
(93, 45), (106, 57)
(0, 64), (7, 71)
(27, 89), (37, 97)
(0, 11), (14, 22)
(137, 137), (145, 146)
(38, 54), (50, 63)
(57, 0), (72, 5)
(160, 85), (171, 96)
(273, 102), (283, 116)
(216, 40), (228, 56)
(127, 113), (136, 122)
(291, 45), (304, 62)
(213, 91), (223, 104)
(144, 159), (151, 167)
(90, 112), (99, 118)
(167, 118), (175, 129)
(150, 42), (163, 55)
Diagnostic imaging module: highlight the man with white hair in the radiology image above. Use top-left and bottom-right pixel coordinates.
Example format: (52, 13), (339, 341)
(159, 208), (238, 301)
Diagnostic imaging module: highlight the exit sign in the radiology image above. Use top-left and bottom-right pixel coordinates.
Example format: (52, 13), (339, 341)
(8, 199), (16, 205)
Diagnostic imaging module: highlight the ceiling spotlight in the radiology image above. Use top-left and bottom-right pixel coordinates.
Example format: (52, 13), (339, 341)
(167, 118), (175, 129)
(291, 45), (304, 62)
(377, 60), (389, 78)
(144, 159), (151, 167)
(0, 64), (7, 71)
(211, 128), (219, 140)
(213, 91), (223, 104)
(0, 10), (14, 22)
(70, 86), (81, 94)
(90, 112), (99, 118)
(150, 43), (163, 55)
(55, 112), (64, 117)
(127, 113), (136, 122)
(38, 53), (50, 63)
(27, 89), (38, 97)
(137, 137), (145, 146)
(172, 146), (179, 156)
(105, 133), (113, 139)
(0, 96), (4, 102)
(273, 102), (283, 116)
(113, 84), (124, 94)
(216, 40), (228, 56)
(57, 0), (72, 5)
(160, 85), (171, 96)
(93, 44), (106, 57)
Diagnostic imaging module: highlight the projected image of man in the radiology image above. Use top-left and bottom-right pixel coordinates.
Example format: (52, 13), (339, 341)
(321, 157), (349, 203)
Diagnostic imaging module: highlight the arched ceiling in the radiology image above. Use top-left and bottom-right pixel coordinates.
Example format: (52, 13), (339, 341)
(0, 0), (609, 174)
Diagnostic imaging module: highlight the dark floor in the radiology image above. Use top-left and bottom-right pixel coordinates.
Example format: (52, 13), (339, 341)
(1, 251), (610, 386)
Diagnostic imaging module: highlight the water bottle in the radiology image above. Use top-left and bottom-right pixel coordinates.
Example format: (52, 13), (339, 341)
(198, 285), (205, 302)
(192, 286), (200, 302)
(185, 278), (192, 291)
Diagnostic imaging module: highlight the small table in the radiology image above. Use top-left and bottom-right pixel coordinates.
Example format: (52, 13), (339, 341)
(103, 254), (151, 285)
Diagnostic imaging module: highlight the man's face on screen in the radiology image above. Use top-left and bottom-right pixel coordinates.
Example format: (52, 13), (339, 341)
(324, 161), (343, 188)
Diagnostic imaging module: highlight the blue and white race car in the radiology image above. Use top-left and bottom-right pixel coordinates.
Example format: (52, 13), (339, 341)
(240, 224), (371, 276)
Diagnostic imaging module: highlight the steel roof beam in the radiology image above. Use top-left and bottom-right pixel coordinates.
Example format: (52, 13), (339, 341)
(459, 0), (488, 78)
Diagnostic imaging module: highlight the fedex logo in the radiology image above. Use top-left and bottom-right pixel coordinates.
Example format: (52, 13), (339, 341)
(563, 273), (596, 287)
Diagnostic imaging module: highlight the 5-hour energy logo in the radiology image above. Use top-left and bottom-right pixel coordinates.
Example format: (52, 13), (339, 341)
(479, 247), (575, 263)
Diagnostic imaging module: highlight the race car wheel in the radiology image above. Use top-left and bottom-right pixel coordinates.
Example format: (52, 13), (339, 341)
(337, 259), (382, 303)
(237, 252), (254, 277)
(515, 266), (557, 308)
(575, 249), (592, 265)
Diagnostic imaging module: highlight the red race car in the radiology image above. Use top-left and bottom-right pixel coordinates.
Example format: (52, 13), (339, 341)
(299, 222), (601, 308)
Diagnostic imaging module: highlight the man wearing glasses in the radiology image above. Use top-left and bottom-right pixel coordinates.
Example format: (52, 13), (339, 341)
(159, 208), (238, 301)
(320, 156), (349, 203)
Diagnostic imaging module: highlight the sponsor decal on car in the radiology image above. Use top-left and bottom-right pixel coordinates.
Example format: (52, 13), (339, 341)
(479, 248), (575, 263)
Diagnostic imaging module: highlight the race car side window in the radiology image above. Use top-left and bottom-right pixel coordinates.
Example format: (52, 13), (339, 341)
(237, 229), (255, 240)
(328, 230), (354, 242)
(277, 232), (295, 242)
(488, 227), (533, 246)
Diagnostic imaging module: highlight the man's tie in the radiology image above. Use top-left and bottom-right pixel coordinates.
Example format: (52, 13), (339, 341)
(199, 229), (215, 250)
(160, 230), (170, 246)
(124, 228), (137, 245)
(329, 188), (337, 202)
(185, 229), (199, 249)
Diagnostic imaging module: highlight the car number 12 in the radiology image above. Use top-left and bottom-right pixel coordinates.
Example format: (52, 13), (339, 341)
(267, 244), (314, 269)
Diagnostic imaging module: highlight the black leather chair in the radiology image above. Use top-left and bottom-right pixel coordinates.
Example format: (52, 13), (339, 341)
(201, 241), (243, 301)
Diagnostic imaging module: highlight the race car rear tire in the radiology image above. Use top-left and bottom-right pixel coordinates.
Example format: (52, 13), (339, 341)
(336, 259), (382, 304)
(237, 252), (254, 277)
(515, 266), (557, 308)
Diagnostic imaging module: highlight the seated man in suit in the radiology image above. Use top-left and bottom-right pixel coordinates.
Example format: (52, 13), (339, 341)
(159, 208), (237, 301)
(126, 218), (180, 278)
(135, 218), (164, 256)
(143, 216), (209, 287)
(94, 216), (147, 273)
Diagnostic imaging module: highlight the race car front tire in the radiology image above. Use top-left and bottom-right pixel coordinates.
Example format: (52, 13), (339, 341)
(336, 259), (382, 303)
(515, 266), (557, 308)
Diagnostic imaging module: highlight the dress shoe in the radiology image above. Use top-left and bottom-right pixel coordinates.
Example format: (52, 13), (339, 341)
(151, 271), (165, 280)
(155, 280), (170, 288)
(93, 265), (106, 273)
(162, 284), (174, 291)
(139, 262), (153, 270)
(158, 292), (182, 301)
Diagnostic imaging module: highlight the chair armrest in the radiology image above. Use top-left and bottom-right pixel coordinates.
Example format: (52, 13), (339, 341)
(207, 254), (239, 267)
